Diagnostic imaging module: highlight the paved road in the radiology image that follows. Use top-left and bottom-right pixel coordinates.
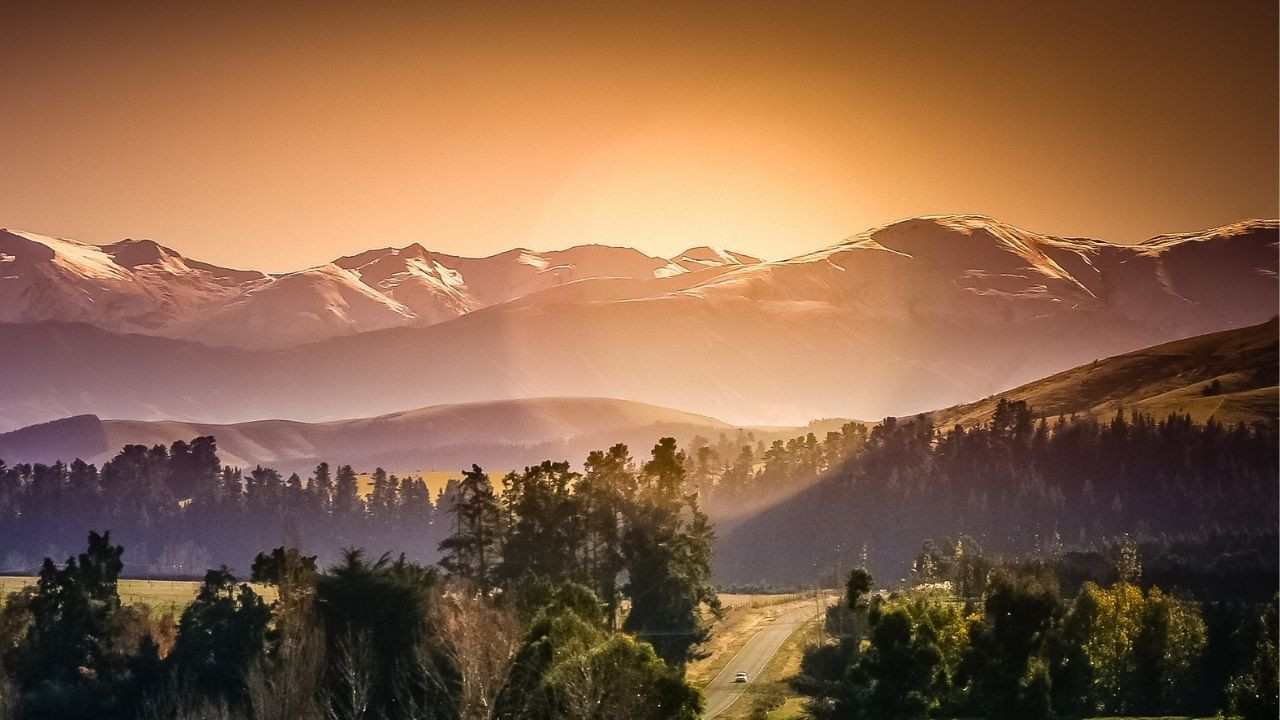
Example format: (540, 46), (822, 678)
(702, 600), (825, 718)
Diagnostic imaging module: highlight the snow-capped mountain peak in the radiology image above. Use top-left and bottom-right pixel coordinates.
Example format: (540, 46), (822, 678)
(0, 229), (255, 332)
(0, 229), (763, 348)
(4, 217), (1271, 354)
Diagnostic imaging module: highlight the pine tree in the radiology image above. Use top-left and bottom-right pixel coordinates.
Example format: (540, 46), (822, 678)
(368, 467), (394, 522)
(581, 443), (635, 627)
(836, 608), (944, 720)
(19, 532), (130, 717)
(438, 465), (502, 594)
(499, 460), (584, 585)
(398, 475), (434, 526)
(219, 466), (244, 506)
(310, 461), (334, 510)
(333, 464), (361, 517)
(622, 438), (720, 667)
(171, 567), (271, 706)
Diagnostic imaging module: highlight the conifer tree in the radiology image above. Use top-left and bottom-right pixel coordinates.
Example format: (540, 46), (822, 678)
(438, 465), (502, 594)
(580, 443), (635, 627)
(171, 567), (271, 706)
(499, 460), (584, 586)
(332, 464), (361, 517)
(622, 438), (720, 667)
(310, 461), (334, 510)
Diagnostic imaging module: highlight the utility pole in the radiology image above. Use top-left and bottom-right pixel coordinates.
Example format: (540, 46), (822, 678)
(813, 560), (825, 645)
(818, 585), (825, 644)
(835, 542), (845, 597)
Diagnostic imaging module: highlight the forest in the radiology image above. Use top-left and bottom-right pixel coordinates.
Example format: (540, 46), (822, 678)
(711, 400), (1278, 585)
(0, 400), (1277, 718)
(2, 399), (1275, 589)
(795, 556), (1277, 720)
(0, 438), (719, 719)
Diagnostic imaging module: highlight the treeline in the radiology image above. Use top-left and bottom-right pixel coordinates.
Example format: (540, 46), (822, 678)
(0, 437), (719, 720)
(0, 437), (445, 574)
(2, 399), (1275, 591)
(798, 563), (1278, 720)
(711, 400), (1278, 584)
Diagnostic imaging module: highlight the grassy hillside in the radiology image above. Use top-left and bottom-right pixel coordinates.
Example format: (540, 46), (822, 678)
(932, 318), (1278, 427)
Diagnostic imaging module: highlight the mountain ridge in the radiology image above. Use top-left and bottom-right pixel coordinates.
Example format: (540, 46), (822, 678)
(5, 216), (1273, 350)
(0, 216), (1274, 430)
(0, 227), (762, 348)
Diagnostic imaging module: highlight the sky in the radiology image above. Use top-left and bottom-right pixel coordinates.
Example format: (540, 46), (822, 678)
(1, 0), (1276, 272)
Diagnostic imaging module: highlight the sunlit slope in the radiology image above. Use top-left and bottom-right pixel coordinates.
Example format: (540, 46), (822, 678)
(933, 318), (1278, 427)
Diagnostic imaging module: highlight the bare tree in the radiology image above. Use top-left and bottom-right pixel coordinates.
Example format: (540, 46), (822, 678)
(326, 630), (375, 720)
(437, 592), (520, 720)
(135, 679), (244, 720)
(248, 546), (325, 720)
(246, 625), (326, 720)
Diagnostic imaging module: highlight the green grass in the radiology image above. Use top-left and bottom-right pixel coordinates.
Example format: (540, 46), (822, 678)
(765, 697), (808, 720)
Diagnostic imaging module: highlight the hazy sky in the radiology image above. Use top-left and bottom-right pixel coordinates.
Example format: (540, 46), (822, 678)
(1, 0), (1276, 271)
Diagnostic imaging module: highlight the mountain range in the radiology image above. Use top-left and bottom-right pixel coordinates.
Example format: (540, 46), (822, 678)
(0, 215), (1275, 430)
(0, 228), (760, 349)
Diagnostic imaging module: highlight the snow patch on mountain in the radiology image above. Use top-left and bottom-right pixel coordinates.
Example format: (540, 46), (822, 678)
(0, 229), (259, 333)
(516, 251), (549, 269)
(663, 246), (762, 275)
(3, 216), (1271, 354)
(670, 214), (1276, 333)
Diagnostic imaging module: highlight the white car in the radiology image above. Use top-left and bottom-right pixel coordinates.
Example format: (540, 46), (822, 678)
(733, 671), (748, 683)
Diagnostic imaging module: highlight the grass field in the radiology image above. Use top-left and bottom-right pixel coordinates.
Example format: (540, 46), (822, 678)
(717, 593), (807, 610)
(1, 576), (788, 627)
(354, 469), (513, 497)
(0, 576), (276, 613)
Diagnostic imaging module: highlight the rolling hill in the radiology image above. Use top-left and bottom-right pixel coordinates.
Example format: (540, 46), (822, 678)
(0, 397), (803, 477)
(932, 318), (1279, 428)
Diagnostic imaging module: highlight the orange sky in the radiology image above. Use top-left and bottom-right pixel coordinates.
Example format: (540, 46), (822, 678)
(1, 0), (1276, 271)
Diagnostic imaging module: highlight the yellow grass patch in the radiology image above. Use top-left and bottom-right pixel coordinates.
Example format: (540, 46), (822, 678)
(0, 576), (277, 613)
(354, 469), (513, 497)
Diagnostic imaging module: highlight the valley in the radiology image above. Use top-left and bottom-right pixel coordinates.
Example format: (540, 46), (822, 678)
(2, 4), (1276, 717)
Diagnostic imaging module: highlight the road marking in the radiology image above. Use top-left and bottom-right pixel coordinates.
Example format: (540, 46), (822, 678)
(701, 602), (821, 718)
